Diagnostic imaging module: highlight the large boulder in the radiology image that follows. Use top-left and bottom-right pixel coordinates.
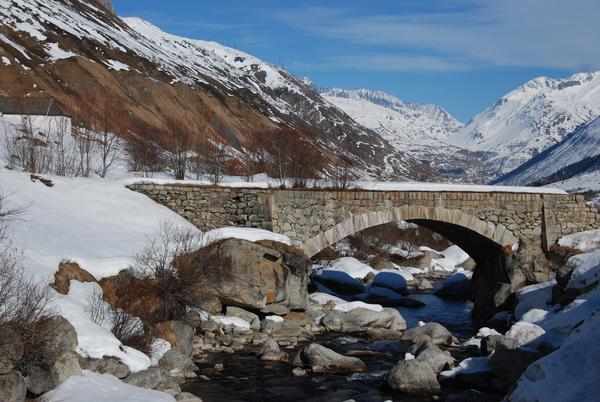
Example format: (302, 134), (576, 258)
(295, 343), (365, 374)
(385, 360), (441, 396)
(0, 372), (26, 402)
(488, 337), (545, 392)
(181, 239), (310, 311)
(435, 272), (471, 299)
(408, 339), (454, 374)
(260, 319), (313, 342)
(401, 322), (457, 345)
(24, 316), (82, 395)
(0, 327), (23, 375)
(322, 308), (406, 333)
(371, 272), (409, 296)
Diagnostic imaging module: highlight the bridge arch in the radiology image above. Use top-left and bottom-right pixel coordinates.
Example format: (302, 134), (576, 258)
(300, 205), (518, 259)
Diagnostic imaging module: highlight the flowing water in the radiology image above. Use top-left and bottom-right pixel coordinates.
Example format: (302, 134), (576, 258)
(183, 290), (479, 402)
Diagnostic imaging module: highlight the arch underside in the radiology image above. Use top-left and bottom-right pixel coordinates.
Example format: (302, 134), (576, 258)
(300, 206), (518, 259)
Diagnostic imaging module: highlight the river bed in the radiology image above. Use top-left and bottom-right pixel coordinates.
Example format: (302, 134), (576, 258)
(183, 290), (481, 402)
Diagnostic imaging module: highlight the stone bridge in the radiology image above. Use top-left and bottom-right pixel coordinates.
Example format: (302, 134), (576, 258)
(129, 183), (600, 319)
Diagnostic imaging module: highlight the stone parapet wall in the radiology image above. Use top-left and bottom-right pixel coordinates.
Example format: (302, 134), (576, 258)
(128, 183), (272, 231)
(128, 184), (599, 254)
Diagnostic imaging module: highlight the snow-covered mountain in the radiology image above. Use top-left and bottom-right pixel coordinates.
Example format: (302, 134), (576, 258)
(496, 117), (600, 186)
(0, 0), (436, 181)
(322, 88), (489, 182)
(453, 72), (600, 179)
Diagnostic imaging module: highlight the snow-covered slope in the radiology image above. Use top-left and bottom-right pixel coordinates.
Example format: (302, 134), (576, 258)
(453, 72), (600, 178)
(322, 88), (488, 182)
(497, 117), (600, 186)
(0, 0), (435, 181)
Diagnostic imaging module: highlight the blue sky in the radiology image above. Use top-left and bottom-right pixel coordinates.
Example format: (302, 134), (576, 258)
(113, 0), (599, 122)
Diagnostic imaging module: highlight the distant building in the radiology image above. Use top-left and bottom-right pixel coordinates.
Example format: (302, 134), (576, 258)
(0, 96), (72, 136)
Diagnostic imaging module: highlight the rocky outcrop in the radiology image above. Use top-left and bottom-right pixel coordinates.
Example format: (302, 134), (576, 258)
(50, 261), (96, 295)
(23, 316), (82, 395)
(151, 321), (194, 357)
(0, 372), (26, 402)
(385, 360), (441, 395)
(294, 343), (365, 374)
(321, 308), (406, 333)
(182, 239), (310, 311)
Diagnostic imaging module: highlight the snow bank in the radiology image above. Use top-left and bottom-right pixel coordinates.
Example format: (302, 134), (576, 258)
(129, 176), (567, 194)
(199, 227), (291, 248)
(0, 170), (201, 282)
(39, 371), (175, 402)
(52, 281), (151, 372)
(508, 305), (600, 402)
(558, 229), (600, 252)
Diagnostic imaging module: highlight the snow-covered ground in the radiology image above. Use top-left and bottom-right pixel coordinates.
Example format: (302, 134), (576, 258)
(501, 231), (600, 401)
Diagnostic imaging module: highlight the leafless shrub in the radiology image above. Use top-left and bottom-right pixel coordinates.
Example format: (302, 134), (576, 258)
(125, 133), (166, 177)
(130, 221), (204, 321)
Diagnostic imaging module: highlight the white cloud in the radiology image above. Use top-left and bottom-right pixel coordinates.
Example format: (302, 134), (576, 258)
(272, 0), (600, 71)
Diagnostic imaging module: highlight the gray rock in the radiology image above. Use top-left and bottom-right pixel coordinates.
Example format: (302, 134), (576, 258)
(408, 339), (454, 374)
(0, 328), (22, 375)
(322, 308), (406, 333)
(260, 303), (291, 316)
(124, 368), (181, 396)
(169, 321), (195, 357)
(488, 337), (543, 391)
(175, 391), (203, 402)
(292, 367), (308, 377)
(415, 278), (433, 291)
(401, 322), (456, 345)
(296, 343), (365, 374)
(0, 371), (26, 402)
(81, 357), (130, 379)
(24, 316), (82, 395)
(159, 350), (198, 379)
(259, 336), (289, 362)
(385, 360), (441, 396)
(261, 319), (312, 342)
(226, 307), (260, 331)
(481, 334), (503, 356)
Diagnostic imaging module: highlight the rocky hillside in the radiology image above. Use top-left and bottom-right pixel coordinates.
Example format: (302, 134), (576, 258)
(322, 88), (488, 182)
(453, 72), (600, 179)
(496, 117), (600, 186)
(0, 0), (435, 181)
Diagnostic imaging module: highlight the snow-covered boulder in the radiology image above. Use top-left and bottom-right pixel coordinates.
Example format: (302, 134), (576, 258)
(558, 229), (600, 252)
(435, 271), (471, 299)
(311, 270), (366, 295)
(371, 271), (409, 295)
(515, 280), (555, 319)
(565, 249), (600, 290)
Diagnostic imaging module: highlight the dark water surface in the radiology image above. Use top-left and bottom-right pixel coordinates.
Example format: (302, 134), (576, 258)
(183, 291), (477, 402)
